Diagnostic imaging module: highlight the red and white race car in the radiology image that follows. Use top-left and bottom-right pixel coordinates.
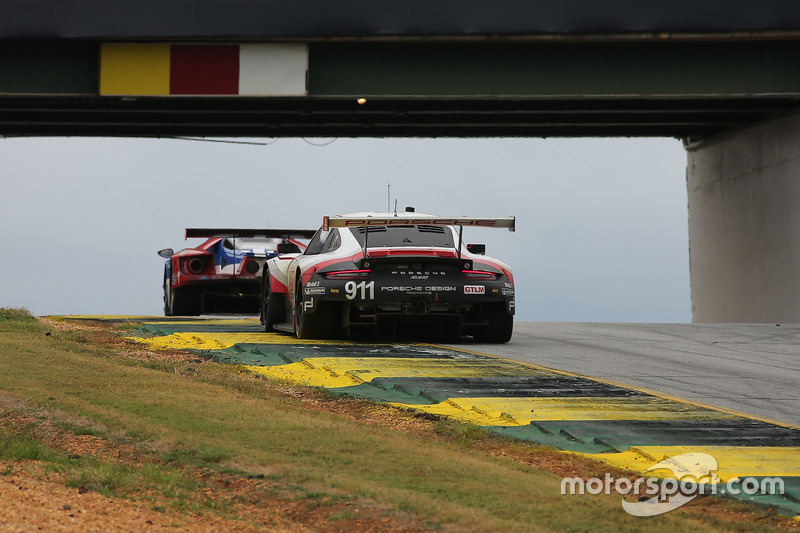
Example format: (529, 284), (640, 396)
(259, 210), (516, 342)
(158, 228), (315, 316)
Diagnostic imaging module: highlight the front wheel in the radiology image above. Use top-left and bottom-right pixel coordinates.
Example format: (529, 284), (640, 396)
(260, 275), (285, 331)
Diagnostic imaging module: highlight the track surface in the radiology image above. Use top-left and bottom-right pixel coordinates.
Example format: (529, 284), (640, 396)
(462, 322), (800, 427)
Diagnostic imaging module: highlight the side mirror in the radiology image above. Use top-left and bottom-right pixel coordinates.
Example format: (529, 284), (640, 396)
(467, 243), (486, 255)
(277, 242), (301, 256)
(157, 248), (174, 258)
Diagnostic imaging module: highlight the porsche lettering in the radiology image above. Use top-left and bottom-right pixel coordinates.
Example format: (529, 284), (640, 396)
(381, 286), (424, 292)
(342, 218), (500, 228)
(379, 286), (457, 293)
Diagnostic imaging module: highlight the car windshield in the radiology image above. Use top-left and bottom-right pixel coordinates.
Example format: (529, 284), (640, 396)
(223, 237), (283, 251)
(349, 225), (455, 248)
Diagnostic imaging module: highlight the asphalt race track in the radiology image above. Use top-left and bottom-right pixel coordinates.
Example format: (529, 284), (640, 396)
(464, 322), (800, 428)
(67, 316), (800, 517)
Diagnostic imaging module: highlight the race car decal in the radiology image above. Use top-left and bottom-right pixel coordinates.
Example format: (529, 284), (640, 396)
(345, 280), (374, 300)
(298, 253), (365, 286)
(269, 273), (289, 294)
(464, 285), (486, 294)
(326, 216), (515, 231)
(380, 286), (457, 293)
(368, 249), (457, 259)
(390, 270), (448, 278)
(305, 286), (326, 296)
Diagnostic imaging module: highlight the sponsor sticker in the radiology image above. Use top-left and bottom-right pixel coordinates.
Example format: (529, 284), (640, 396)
(381, 286), (424, 292)
(338, 218), (503, 228)
(305, 287), (326, 295)
(381, 286), (457, 293)
(464, 285), (485, 295)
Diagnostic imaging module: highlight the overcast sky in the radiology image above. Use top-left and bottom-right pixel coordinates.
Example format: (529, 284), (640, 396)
(1, 136), (689, 322)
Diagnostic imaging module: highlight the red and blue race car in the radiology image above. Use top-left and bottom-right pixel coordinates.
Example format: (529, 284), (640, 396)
(259, 210), (516, 342)
(158, 228), (315, 316)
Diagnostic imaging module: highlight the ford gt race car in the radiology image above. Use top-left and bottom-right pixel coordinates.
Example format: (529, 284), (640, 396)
(260, 210), (516, 342)
(158, 228), (315, 316)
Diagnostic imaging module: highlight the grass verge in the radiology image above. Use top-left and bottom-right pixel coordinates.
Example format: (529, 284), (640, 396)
(0, 309), (795, 531)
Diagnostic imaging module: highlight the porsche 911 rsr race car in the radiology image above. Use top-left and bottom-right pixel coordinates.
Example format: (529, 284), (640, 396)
(158, 228), (315, 316)
(260, 211), (516, 342)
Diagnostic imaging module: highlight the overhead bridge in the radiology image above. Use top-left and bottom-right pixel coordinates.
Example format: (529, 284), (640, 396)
(4, 93), (797, 139)
(2, 0), (800, 321)
(1, 40), (800, 139)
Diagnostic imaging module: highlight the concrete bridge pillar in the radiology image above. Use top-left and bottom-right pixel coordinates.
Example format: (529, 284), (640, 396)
(687, 110), (800, 323)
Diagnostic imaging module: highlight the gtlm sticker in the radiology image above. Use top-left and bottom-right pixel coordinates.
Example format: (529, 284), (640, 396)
(464, 285), (485, 295)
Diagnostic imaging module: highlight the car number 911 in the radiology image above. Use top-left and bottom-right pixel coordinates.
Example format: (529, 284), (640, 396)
(345, 280), (375, 300)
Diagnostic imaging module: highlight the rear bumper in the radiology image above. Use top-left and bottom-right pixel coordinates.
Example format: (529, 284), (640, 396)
(179, 279), (261, 313)
(302, 272), (515, 326)
(305, 276), (513, 308)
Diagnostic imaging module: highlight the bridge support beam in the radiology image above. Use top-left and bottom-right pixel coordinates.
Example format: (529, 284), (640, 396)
(687, 111), (800, 322)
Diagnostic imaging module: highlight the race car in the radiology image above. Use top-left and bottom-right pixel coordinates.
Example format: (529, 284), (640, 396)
(157, 228), (316, 316)
(259, 210), (516, 342)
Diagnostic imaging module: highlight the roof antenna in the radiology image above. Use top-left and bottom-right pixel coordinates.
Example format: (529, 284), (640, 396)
(394, 199), (398, 216)
(387, 183), (391, 213)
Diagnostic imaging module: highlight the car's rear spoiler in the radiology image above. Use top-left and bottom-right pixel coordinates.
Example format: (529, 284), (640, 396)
(324, 215), (515, 261)
(322, 216), (516, 232)
(185, 228), (317, 240)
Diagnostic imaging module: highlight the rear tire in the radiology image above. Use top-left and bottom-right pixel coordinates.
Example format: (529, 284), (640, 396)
(169, 287), (201, 316)
(475, 303), (513, 343)
(163, 275), (172, 317)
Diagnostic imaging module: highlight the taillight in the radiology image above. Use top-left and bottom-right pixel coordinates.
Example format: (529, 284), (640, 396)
(186, 257), (206, 275)
(462, 270), (498, 281)
(325, 270), (371, 281)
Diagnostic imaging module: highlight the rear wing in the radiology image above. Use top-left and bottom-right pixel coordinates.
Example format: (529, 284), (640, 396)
(185, 228), (317, 240)
(323, 216), (515, 232)
(324, 215), (515, 260)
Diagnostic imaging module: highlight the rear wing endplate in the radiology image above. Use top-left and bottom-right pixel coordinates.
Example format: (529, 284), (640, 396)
(185, 228), (317, 240)
(323, 216), (515, 232)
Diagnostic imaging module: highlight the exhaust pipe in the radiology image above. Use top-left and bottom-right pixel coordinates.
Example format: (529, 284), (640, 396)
(409, 300), (426, 313)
